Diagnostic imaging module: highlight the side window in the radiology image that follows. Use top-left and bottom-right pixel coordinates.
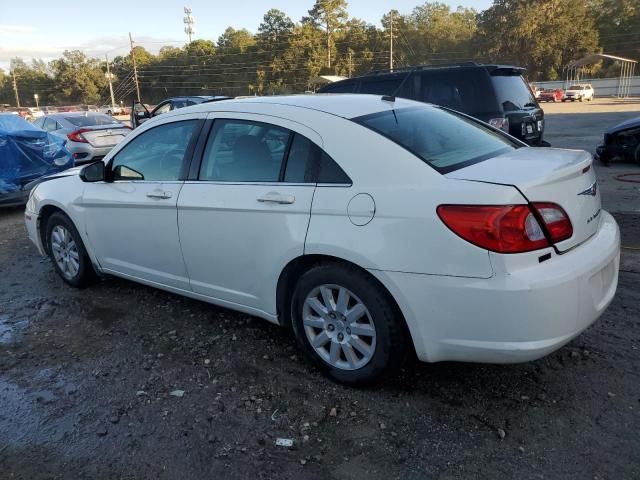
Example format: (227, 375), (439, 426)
(43, 118), (58, 132)
(153, 102), (171, 116)
(199, 119), (290, 182)
(111, 120), (198, 181)
(172, 100), (190, 109)
(284, 134), (351, 184)
(359, 77), (403, 95)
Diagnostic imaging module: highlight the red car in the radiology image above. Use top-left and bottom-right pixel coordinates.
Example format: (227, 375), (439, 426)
(539, 88), (564, 103)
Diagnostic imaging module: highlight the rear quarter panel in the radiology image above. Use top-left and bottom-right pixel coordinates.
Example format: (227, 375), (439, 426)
(304, 117), (528, 278)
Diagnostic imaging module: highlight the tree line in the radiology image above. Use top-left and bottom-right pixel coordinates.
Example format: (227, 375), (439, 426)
(0, 0), (637, 107)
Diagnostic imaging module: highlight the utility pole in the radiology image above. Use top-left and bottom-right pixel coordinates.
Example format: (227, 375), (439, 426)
(105, 55), (116, 107)
(389, 11), (394, 72)
(129, 32), (142, 103)
(348, 51), (353, 78)
(184, 7), (195, 43)
(11, 71), (20, 107)
(326, 20), (331, 69)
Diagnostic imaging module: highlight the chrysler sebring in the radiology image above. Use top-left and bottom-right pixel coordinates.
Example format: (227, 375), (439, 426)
(24, 95), (620, 384)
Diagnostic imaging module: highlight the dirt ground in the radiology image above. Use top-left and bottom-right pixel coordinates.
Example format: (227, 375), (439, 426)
(1, 102), (640, 479)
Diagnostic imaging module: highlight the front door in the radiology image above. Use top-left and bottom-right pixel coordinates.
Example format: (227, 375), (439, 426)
(177, 115), (321, 316)
(82, 117), (202, 290)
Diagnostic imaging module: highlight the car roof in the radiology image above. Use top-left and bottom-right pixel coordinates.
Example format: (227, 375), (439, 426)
(47, 112), (106, 118)
(176, 94), (422, 119)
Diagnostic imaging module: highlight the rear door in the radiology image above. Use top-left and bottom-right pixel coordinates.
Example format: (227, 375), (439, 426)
(177, 113), (320, 316)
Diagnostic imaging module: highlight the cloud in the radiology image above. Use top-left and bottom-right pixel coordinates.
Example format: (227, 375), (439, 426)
(0, 25), (36, 35)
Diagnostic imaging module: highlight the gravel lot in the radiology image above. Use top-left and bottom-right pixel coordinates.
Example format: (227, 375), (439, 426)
(1, 99), (639, 479)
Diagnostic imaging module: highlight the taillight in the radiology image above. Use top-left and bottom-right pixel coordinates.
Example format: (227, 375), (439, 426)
(67, 129), (89, 143)
(531, 202), (573, 243)
(488, 117), (509, 132)
(437, 203), (573, 254)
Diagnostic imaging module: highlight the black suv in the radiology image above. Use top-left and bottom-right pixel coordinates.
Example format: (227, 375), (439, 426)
(318, 63), (546, 146)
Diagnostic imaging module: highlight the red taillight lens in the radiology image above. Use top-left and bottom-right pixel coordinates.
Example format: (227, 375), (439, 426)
(531, 202), (573, 243)
(437, 203), (573, 254)
(67, 129), (89, 143)
(437, 205), (549, 253)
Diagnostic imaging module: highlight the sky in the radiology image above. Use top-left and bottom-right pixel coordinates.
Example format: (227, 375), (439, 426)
(0, 0), (492, 71)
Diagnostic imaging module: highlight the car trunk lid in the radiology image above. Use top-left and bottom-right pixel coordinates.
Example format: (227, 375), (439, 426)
(78, 125), (129, 148)
(446, 147), (600, 252)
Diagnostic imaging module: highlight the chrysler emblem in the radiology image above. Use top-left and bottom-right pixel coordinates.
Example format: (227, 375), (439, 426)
(578, 182), (597, 196)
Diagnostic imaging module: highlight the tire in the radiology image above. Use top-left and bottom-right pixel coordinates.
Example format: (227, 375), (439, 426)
(562, 99), (566, 102)
(290, 263), (407, 385)
(579, 97), (583, 102)
(46, 212), (96, 288)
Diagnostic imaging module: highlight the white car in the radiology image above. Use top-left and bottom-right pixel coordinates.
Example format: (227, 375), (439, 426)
(563, 84), (595, 102)
(24, 95), (620, 384)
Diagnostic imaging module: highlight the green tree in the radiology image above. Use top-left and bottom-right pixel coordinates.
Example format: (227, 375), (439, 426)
(50, 50), (107, 104)
(593, 0), (640, 61)
(304, 0), (349, 68)
(478, 0), (600, 80)
(257, 9), (295, 46)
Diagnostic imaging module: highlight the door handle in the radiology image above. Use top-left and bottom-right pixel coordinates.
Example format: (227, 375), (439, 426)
(146, 190), (172, 199)
(257, 192), (295, 205)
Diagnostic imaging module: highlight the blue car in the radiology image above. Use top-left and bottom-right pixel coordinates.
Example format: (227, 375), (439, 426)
(0, 114), (73, 206)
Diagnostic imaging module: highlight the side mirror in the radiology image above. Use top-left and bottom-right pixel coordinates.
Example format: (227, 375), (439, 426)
(79, 161), (105, 182)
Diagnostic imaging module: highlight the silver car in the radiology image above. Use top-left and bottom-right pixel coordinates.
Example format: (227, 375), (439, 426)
(33, 113), (130, 165)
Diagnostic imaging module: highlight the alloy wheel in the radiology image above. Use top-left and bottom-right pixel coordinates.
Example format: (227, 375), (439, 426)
(50, 225), (80, 280)
(302, 284), (377, 371)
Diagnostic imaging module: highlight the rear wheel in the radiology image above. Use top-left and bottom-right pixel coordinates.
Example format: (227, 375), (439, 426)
(291, 263), (407, 385)
(46, 212), (96, 288)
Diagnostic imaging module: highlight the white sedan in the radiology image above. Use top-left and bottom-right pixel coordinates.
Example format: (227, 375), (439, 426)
(24, 95), (620, 384)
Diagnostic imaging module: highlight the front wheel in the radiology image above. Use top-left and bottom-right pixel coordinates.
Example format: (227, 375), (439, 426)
(46, 212), (96, 288)
(291, 263), (407, 385)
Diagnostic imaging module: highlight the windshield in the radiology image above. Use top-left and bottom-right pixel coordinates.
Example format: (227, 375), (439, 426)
(353, 106), (520, 174)
(491, 74), (537, 111)
(64, 114), (122, 127)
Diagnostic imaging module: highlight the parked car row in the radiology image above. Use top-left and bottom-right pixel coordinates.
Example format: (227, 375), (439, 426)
(532, 84), (596, 103)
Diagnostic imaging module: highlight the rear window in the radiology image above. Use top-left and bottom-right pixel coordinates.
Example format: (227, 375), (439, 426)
(358, 77), (404, 95)
(491, 74), (537, 112)
(65, 114), (122, 127)
(353, 106), (519, 174)
(419, 68), (499, 116)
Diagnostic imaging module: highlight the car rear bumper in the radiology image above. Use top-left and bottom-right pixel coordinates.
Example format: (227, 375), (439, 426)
(66, 144), (114, 165)
(371, 211), (620, 363)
